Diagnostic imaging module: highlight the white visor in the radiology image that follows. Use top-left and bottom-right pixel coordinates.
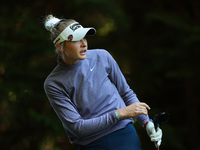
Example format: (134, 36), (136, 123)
(53, 22), (96, 44)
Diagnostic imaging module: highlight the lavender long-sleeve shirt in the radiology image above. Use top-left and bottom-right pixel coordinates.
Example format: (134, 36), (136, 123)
(44, 49), (149, 145)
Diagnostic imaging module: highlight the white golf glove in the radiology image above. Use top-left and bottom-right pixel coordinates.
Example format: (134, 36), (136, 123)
(146, 121), (162, 148)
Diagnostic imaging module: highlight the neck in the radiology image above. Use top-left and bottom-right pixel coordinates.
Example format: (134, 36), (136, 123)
(62, 52), (79, 65)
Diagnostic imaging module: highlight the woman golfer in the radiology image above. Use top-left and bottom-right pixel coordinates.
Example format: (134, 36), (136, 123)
(43, 14), (162, 150)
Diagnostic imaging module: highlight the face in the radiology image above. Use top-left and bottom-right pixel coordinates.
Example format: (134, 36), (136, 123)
(60, 38), (88, 65)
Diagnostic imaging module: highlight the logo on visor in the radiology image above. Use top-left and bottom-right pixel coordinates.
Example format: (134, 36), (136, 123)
(68, 35), (73, 41)
(70, 23), (81, 31)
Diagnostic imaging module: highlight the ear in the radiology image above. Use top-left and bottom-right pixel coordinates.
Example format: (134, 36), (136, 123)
(55, 43), (64, 52)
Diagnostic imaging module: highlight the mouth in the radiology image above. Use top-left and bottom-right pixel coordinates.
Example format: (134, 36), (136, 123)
(80, 49), (87, 55)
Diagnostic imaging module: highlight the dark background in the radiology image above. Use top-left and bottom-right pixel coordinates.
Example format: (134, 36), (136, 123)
(0, 0), (199, 150)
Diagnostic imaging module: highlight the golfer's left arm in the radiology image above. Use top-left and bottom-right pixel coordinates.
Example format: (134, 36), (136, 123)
(106, 51), (149, 124)
(107, 51), (163, 147)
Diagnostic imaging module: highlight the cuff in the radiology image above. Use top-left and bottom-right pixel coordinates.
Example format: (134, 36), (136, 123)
(143, 118), (153, 129)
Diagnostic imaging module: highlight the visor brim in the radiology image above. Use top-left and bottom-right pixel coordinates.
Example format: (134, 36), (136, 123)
(53, 22), (96, 44)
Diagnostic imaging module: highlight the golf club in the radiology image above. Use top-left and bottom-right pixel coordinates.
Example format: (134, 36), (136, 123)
(153, 112), (170, 150)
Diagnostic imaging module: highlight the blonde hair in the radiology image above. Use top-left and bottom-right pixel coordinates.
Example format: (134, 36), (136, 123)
(44, 14), (76, 54)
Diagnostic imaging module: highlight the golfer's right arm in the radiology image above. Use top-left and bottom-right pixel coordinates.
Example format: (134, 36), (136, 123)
(45, 85), (119, 138)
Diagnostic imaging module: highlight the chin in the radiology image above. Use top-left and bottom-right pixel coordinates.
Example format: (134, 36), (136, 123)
(79, 55), (87, 60)
(79, 57), (86, 61)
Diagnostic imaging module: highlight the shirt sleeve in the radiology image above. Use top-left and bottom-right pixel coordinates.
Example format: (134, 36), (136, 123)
(44, 82), (119, 139)
(105, 51), (150, 125)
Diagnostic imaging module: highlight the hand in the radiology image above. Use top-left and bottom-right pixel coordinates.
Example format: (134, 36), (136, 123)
(116, 102), (151, 118)
(146, 121), (162, 148)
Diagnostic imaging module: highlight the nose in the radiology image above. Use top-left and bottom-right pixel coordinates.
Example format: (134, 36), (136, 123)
(80, 38), (87, 47)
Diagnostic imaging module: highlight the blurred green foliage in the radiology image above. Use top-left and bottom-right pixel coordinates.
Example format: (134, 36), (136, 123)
(0, 0), (199, 150)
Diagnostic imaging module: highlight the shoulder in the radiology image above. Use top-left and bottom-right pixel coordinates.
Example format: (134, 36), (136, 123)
(43, 65), (62, 91)
(44, 73), (55, 92)
(86, 49), (117, 72)
(87, 49), (109, 54)
(87, 49), (112, 60)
